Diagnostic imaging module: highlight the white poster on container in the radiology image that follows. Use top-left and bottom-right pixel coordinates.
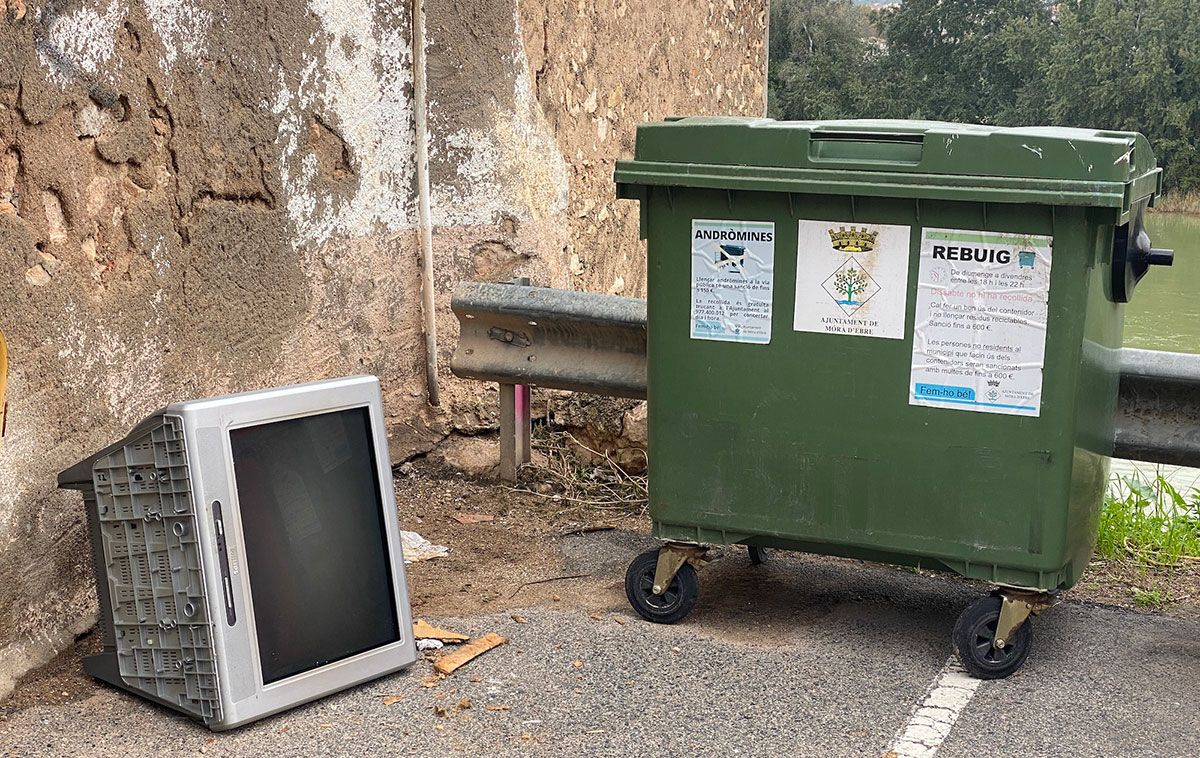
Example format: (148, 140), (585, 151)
(793, 220), (911, 339)
(690, 219), (776, 344)
(909, 228), (1053, 417)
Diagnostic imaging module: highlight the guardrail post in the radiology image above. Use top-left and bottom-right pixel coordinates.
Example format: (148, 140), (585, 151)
(498, 276), (532, 482)
(499, 382), (531, 482)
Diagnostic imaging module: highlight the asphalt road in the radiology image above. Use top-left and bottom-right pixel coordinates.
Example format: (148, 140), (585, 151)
(2, 531), (1198, 757)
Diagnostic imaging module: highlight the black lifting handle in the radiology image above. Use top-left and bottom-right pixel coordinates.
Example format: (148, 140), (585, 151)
(1112, 204), (1173, 303)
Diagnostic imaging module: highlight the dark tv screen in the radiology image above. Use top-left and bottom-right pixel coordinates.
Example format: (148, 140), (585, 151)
(230, 407), (400, 684)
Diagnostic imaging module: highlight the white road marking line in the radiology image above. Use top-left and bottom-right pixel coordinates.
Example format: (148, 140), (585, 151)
(885, 657), (982, 758)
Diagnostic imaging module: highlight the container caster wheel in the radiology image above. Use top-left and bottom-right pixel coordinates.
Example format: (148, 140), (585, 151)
(625, 548), (700, 624)
(953, 595), (1033, 679)
(747, 546), (770, 565)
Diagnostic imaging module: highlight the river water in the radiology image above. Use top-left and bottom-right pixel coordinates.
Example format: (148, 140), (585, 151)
(1125, 213), (1200, 353)
(1112, 212), (1200, 491)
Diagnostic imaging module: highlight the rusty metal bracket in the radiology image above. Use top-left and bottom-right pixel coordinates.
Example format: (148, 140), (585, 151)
(994, 589), (1053, 650)
(488, 326), (531, 348)
(652, 543), (708, 595)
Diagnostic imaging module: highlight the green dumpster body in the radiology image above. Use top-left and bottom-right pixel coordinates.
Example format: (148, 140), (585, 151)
(615, 117), (1162, 592)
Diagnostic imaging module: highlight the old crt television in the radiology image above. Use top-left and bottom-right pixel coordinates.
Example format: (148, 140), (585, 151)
(58, 376), (417, 730)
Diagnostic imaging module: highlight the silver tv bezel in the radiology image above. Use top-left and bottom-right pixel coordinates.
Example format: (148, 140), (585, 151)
(173, 375), (416, 729)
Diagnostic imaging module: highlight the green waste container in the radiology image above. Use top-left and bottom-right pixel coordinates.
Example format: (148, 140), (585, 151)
(614, 117), (1172, 678)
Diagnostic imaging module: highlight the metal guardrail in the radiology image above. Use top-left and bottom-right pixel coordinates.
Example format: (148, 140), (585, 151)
(1114, 348), (1200, 467)
(450, 281), (647, 399)
(450, 281), (646, 479)
(450, 282), (1200, 477)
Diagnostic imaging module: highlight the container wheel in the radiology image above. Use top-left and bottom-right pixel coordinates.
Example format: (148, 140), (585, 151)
(624, 548), (699, 624)
(953, 595), (1033, 679)
(747, 546), (770, 565)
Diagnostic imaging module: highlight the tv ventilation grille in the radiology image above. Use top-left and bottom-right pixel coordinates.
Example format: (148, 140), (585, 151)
(92, 416), (220, 723)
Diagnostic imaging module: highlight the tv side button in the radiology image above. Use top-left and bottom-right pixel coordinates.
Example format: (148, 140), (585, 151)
(211, 500), (237, 626)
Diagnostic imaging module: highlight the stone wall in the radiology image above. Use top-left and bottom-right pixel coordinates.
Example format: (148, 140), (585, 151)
(0, 0), (765, 695)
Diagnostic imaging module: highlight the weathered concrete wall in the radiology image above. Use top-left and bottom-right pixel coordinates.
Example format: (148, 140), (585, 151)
(0, 0), (765, 695)
(519, 0), (768, 298)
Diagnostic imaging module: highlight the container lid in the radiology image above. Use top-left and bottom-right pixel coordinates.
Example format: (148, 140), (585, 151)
(615, 117), (1161, 213)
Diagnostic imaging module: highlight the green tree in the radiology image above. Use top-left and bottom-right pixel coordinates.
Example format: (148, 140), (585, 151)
(872, 0), (1055, 124)
(767, 0), (876, 120)
(1047, 0), (1200, 192)
(834, 267), (869, 303)
(765, 0), (1200, 192)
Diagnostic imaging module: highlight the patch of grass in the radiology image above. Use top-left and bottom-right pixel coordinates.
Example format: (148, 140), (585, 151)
(1151, 191), (1200, 215)
(1096, 473), (1200, 566)
(1131, 587), (1167, 608)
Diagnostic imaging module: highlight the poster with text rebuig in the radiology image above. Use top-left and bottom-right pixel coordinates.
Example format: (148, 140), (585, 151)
(909, 228), (1053, 417)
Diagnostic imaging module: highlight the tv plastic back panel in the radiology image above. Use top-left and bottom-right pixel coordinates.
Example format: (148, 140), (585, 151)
(90, 415), (220, 722)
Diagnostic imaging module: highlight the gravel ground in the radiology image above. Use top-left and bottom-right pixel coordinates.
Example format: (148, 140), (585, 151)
(3, 530), (1198, 757)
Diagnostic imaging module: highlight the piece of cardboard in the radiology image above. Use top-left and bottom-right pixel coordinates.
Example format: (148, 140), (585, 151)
(433, 633), (507, 675)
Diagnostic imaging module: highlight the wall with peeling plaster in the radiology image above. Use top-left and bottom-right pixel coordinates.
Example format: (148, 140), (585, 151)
(0, 0), (766, 696)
